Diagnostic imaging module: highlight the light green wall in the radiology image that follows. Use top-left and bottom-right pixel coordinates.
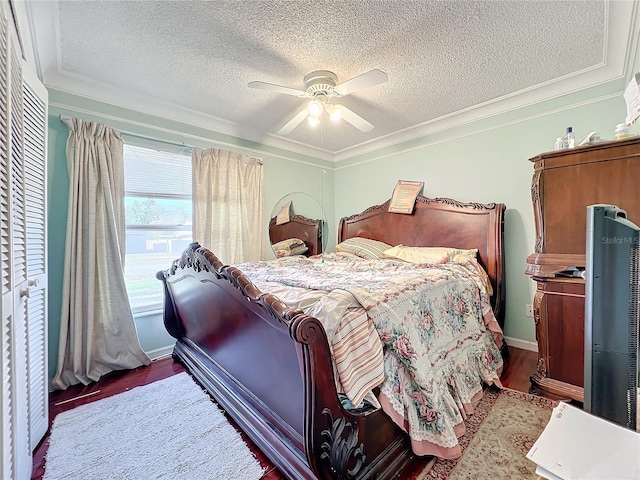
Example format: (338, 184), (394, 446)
(47, 116), (69, 382)
(333, 93), (635, 343)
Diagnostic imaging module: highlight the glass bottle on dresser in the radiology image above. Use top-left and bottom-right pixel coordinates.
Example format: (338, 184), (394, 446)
(565, 127), (575, 148)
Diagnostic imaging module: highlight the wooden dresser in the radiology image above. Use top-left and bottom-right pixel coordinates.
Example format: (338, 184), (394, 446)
(526, 136), (640, 402)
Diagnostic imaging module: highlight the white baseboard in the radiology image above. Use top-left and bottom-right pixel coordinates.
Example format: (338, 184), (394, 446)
(146, 345), (175, 361)
(504, 336), (538, 352)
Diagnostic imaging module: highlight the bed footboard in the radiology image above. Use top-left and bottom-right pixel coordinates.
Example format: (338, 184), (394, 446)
(158, 243), (421, 479)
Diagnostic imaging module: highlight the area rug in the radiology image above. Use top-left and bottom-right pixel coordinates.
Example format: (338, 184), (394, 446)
(414, 387), (557, 480)
(43, 372), (266, 480)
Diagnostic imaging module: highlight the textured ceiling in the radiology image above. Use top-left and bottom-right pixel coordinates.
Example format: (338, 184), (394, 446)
(23, 0), (635, 159)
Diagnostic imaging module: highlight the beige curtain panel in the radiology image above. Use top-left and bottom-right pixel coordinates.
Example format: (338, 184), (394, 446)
(192, 148), (265, 264)
(52, 118), (150, 390)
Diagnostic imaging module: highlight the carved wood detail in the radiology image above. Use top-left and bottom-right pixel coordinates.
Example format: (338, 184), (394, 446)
(532, 290), (547, 377)
(531, 169), (544, 253)
(320, 408), (366, 480)
(339, 195), (497, 224)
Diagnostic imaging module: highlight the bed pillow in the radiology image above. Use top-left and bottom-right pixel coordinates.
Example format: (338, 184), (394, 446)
(274, 245), (309, 257)
(272, 238), (306, 251)
(382, 245), (478, 264)
(289, 244), (309, 256)
(273, 238), (308, 258)
(335, 237), (393, 260)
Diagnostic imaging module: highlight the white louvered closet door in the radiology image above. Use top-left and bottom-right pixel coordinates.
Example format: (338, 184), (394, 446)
(8, 11), (31, 480)
(0, 6), (16, 479)
(22, 60), (48, 451)
(0, 1), (47, 477)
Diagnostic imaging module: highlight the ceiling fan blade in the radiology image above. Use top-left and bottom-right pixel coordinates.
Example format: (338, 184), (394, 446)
(337, 105), (374, 133)
(278, 108), (309, 136)
(333, 69), (388, 96)
(248, 81), (306, 97)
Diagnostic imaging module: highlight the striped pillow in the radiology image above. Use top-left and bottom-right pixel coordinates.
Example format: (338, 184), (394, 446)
(336, 237), (393, 260)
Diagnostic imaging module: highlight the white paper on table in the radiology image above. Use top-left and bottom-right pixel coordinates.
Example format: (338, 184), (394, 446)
(526, 402), (640, 480)
(535, 465), (564, 480)
(624, 73), (640, 126)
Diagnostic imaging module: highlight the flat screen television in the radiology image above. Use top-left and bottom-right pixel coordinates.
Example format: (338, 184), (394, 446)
(584, 204), (639, 431)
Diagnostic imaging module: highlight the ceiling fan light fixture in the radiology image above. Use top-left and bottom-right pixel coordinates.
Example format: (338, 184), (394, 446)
(308, 115), (320, 128)
(249, 69), (387, 135)
(327, 104), (342, 122)
(308, 99), (323, 117)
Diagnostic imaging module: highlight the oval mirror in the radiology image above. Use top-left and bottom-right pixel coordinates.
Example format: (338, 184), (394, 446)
(269, 192), (327, 258)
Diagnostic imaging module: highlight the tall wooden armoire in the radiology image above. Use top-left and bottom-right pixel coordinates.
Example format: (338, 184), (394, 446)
(526, 136), (640, 402)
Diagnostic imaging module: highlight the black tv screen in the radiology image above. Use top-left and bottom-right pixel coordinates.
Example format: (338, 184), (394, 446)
(584, 204), (638, 431)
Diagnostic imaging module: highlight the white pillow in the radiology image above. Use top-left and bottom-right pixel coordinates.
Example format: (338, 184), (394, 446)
(382, 245), (478, 264)
(273, 238), (308, 257)
(289, 244), (309, 256)
(272, 238), (306, 251)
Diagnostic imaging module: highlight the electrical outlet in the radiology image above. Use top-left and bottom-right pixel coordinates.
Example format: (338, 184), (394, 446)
(525, 304), (534, 317)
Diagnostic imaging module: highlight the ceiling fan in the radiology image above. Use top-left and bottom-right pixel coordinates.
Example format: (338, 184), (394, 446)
(248, 69), (388, 136)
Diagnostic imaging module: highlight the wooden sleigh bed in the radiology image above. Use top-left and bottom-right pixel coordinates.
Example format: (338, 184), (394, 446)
(157, 195), (505, 480)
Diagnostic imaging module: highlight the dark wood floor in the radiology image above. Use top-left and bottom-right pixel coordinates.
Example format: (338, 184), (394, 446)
(32, 346), (544, 480)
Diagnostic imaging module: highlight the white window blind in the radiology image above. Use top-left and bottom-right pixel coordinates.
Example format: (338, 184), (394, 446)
(123, 143), (192, 313)
(124, 144), (192, 198)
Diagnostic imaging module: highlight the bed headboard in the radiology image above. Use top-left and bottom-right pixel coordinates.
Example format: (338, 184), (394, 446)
(269, 213), (323, 256)
(338, 195), (506, 328)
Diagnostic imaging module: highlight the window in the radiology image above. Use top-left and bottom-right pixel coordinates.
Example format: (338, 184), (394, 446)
(123, 142), (192, 313)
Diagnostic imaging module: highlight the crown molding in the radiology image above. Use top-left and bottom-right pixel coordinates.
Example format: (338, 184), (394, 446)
(49, 98), (336, 170)
(45, 70), (335, 162)
(23, 0), (639, 164)
(333, 0), (637, 162)
(334, 91), (621, 171)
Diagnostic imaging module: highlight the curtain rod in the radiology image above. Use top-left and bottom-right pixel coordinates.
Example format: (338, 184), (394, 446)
(57, 114), (263, 164)
(58, 114), (189, 150)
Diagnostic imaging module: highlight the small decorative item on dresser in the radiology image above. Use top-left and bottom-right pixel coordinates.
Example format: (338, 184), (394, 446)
(554, 136), (564, 150)
(614, 123), (629, 140)
(565, 127), (575, 148)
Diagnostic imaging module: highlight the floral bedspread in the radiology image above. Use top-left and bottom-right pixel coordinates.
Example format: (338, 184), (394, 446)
(237, 253), (503, 458)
